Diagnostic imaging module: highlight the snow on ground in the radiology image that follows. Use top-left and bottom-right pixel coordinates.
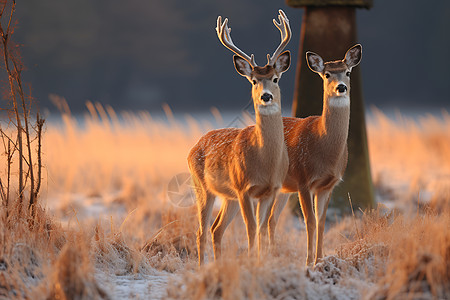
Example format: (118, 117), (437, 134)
(95, 270), (174, 299)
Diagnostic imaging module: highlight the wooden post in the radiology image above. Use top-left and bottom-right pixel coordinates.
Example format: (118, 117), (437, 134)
(286, 0), (375, 213)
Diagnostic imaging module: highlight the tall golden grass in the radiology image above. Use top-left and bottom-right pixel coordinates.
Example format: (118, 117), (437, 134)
(0, 104), (449, 299)
(368, 108), (450, 213)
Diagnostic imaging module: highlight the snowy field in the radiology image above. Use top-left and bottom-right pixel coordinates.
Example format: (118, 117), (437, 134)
(1, 105), (449, 299)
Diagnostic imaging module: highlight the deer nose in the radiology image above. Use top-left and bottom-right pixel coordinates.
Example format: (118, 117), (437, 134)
(261, 93), (273, 102)
(336, 84), (347, 93)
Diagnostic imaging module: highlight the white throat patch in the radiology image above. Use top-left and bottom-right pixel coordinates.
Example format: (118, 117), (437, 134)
(329, 96), (350, 107)
(258, 103), (280, 115)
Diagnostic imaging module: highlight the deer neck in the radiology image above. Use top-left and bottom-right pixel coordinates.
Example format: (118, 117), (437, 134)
(253, 104), (284, 154)
(319, 95), (350, 148)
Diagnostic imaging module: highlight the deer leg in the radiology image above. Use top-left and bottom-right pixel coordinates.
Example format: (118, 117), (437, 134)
(211, 200), (240, 260)
(267, 193), (290, 249)
(256, 194), (276, 258)
(196, 185), (215, 266)
(298, 188), (315, 266)
(314, 189), (331, 265)
(238, 193), (256, 256)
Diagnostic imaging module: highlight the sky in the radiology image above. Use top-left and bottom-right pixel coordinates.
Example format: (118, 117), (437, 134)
(12, 0), (450, 115)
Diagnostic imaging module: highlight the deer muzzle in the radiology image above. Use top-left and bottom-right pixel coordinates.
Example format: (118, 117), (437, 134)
(336, 84), (347, 94)
(261, 93), (273, 103)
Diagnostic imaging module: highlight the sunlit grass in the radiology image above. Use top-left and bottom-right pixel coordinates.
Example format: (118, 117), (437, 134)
(368, 108), (450, 213)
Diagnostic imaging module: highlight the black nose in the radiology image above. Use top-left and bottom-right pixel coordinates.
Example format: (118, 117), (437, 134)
(336, 84), (347, 93)
(261, 93), (273, 102)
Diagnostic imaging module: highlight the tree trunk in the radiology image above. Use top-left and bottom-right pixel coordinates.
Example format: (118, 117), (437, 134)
(291, 6), (375, 213)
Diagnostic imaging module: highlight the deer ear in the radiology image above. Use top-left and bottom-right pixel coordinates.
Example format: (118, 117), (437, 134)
(273, 51), (290, 74)
(344, 44), (362, 69)
(233, 55), (253, 77)
(306, 51), (324, 74)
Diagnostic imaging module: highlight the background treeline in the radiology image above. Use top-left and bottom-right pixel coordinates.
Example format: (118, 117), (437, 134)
(14, 0), (450, 113)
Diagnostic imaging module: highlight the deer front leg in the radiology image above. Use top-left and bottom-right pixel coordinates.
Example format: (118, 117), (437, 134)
(211, 200), (240, 260)
(298, 188), (315, 266)
(267, 193), (290, 249)
(256, 194), (276, 258)
(238, 193), (257, 256)
(314, 189), (331, 265)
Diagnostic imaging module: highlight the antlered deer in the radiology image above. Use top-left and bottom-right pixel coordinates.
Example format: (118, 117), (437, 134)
(188, 10), (292, 265)
(216, 44), (362, 266)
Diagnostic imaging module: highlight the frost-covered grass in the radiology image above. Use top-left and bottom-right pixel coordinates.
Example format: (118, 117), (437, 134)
(368, 108), (450, 213)
(0, 106), (449, 299)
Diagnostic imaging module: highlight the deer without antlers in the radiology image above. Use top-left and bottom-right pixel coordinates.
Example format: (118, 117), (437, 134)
(216, 44), (362, 266)
(187, 10), (292, 265)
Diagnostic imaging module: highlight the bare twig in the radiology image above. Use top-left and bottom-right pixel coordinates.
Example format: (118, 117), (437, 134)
(8, 34), (37, 213)
(0, 129), (31, 168)
(34, 114), (44, 201)
(0, 179), (6, 204)
(0, 0), (44, 219)
(0, 1), (24, 208)
(0, 1), (8, 17)
(6, 139), (10, 217)
(348, 193), (362, 240)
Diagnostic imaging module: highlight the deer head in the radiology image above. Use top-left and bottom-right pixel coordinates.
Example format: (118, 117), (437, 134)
(306, 44), (362, 106)
(216, 10), (291, 115)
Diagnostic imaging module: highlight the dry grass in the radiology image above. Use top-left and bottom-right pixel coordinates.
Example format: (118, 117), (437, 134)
(0, 106), (449, 299)
(0, 206), (65, 298)
(337, 209), (450, 299)
(368, 108), (450, 213)
(45, 234), (108, 300)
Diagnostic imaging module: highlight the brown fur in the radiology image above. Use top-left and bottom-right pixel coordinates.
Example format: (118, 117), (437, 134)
(252, 66), (276, 77)
(188, 52), (290, 265)
(215, 44), (362, 266)
(191, 12), (292, 265)
(281, 109), (349, 195)
(323, 60), (348, 73)
(269, 45), (362, 266)
(273, 103), (350, 266)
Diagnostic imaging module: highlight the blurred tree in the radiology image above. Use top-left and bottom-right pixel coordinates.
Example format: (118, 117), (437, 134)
(286, 0), (375, 213)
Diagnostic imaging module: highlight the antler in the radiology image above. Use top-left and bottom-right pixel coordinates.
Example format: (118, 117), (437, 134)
(267, 10), (291, 66)
(216, 16), (257, 68)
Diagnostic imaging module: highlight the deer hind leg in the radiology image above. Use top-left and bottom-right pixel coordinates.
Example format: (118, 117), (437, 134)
(195, 180), (215, 265)
(238, 193), (256, 256)
(298, 188), (315, 266)
(256, 194), (276, 258)
(211, 200), (240, 260)
(314, 189), (331, 265)
(267, 193), (290, 249)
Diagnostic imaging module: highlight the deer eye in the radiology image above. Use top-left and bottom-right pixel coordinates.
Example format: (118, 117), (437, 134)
(346, 71), (351, 77)
(325, 72), (330, 79)
(273, 77), (278, 83)
(252, 79), (257, 85)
